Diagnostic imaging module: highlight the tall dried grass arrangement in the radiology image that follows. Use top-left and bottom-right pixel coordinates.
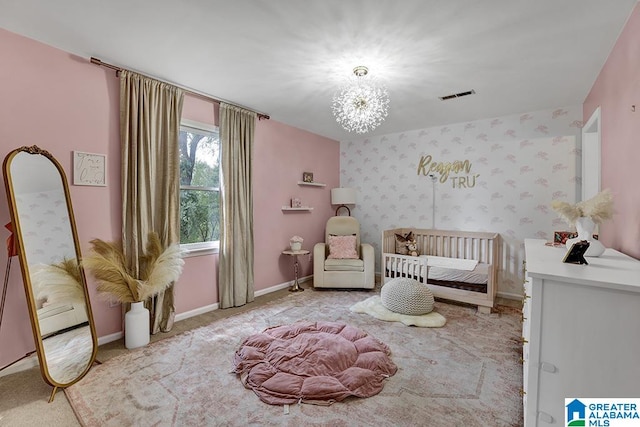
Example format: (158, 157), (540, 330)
(31, 258), (85, 306)
(551, 188), (614, 225)
(83, 232), (184, 303)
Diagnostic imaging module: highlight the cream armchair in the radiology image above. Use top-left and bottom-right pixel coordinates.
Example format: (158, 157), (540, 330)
(313, 216), (375, 289)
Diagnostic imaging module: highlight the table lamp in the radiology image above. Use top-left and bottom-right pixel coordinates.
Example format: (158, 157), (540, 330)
(331, 187), (356, 216)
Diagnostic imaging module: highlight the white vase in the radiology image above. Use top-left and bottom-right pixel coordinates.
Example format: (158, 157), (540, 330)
(565, 216), (605, 257)
(290, 242), (302, 251)
(125, 301), (150, 349)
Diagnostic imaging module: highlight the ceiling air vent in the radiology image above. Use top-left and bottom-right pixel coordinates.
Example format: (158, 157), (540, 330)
(439, 89), (476, 101)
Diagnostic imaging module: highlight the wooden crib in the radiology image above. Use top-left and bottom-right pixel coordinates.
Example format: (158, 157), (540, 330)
(382, 228), (500, 313)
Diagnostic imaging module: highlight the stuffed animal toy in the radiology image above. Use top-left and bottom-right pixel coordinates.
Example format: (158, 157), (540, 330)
(406, 239), (419, 257)
(394, 231), (414, 255)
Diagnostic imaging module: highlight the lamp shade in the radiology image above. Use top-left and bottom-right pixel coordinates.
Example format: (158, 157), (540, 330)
(331, 188), (356, 205)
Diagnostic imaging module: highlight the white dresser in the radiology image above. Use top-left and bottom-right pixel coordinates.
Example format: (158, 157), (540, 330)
(523, 238), (640, 426)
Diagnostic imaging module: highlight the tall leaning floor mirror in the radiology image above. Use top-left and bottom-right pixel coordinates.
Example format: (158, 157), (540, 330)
(2, 145), (98, 402)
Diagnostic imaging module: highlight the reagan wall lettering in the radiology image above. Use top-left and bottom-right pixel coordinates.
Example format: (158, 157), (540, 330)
(416, 155), (479, 188)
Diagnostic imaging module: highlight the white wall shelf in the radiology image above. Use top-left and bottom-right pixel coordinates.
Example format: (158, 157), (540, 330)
(281, 206), (313, 211)
(297, 181), (326, 187)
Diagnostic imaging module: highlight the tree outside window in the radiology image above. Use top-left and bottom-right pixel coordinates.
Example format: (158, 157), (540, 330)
(179, 120), (220, 250)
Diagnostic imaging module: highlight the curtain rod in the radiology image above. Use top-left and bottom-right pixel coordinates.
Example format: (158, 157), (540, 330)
(90, 57), (270, 120)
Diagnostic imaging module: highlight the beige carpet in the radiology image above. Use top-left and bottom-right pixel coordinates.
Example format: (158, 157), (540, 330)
(65, 288), (523, 426)
(350, 295), (446, 327)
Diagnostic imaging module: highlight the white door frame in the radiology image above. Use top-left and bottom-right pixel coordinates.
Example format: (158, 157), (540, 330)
(581, 106), (601, 202)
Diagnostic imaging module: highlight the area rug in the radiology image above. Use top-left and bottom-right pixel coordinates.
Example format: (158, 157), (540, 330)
(350, 295), (446, 327)
(65, 288), (523, 426)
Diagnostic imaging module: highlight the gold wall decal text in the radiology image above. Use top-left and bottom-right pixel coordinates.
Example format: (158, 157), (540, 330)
(450, 174), (480, 188)
(416, 155), (480, 188)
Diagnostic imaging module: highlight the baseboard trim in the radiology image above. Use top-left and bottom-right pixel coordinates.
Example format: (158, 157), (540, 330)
(174, 303), (219, 322)
(255, 275), (312, 297)
(175, 275), (313, 320)
(255, 283), (289, 296)
(0, 354), (38, 378)
(97, 331), (123, 346)
(0, 331), (127, 378)
(0, 276), (315, 378)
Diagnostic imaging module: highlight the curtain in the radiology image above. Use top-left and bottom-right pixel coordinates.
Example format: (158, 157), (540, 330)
(218, 103), (256, 308)
(120, 70), (184, 333)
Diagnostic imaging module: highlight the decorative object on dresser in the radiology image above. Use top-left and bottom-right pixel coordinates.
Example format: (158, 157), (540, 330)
(561, 240), (589, 264)
(551, 188), (614, 257)
(522, 239), (640, 426)
(566, 216), (602, 256)
(553, 230), (598, 245)
(330, 187), (356, 216)
(382, 228), (500, 313)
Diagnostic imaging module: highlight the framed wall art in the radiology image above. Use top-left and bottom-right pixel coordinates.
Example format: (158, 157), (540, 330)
(73, 151), (107, 186)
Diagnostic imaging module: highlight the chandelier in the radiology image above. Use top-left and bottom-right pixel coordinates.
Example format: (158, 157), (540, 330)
(331, 66), (390, 134)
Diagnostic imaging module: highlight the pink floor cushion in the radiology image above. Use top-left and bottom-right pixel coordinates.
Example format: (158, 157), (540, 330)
(233, 321), (397, 405)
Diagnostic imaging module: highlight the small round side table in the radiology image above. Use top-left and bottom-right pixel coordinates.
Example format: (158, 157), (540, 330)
(282, 249), (310, 292)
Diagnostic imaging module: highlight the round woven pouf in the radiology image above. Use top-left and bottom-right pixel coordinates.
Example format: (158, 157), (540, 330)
(381, 278), (434, 315)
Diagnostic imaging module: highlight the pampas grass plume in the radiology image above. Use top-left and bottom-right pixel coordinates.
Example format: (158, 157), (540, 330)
(579, 188), (614, 224)
(551, 189), (614, 225)
(83, 232), (184, 303)
(32, 258), (85, 305)
(83, 239), (141, 303)
(550, 200), (581, 225)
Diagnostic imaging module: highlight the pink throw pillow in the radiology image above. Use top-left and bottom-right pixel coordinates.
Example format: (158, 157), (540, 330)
(327, 235), (358, 259)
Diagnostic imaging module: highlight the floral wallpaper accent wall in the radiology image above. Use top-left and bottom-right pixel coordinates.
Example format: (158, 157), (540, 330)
(341, 105), (583, 298)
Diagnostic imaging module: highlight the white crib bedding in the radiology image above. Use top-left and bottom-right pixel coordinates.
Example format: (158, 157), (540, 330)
(385, 254), (489, 285)
(429, 264), (488, 284)
(426, 255), (478, 271)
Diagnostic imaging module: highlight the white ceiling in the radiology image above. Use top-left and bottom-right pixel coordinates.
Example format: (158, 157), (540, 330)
(1, 0), (637, 140)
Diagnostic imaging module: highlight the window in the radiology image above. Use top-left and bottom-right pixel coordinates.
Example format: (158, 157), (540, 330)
(179, 119), (220, 255)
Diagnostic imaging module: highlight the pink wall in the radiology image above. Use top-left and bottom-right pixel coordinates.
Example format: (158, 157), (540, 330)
(176, 98), (340, 313)
(0, 28), (120, 367)
(583, 3), (640, 260)
(0, 28), (339, 368)
(254, 120), (340, 288)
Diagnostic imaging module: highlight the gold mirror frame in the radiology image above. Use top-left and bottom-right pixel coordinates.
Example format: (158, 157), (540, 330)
(2, 145), (98, 401)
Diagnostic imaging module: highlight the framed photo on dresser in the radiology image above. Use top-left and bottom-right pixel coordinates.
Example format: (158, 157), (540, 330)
(562, 240), (590, 265)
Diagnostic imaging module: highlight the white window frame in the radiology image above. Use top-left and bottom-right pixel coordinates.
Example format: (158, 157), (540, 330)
(179, 119), (220, 257)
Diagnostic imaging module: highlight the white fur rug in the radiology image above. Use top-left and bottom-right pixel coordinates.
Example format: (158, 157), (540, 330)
(350, 296), (446, 327)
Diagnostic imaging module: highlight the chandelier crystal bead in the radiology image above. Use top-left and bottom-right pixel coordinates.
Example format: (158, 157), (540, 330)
(332, 66), (390, 134)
